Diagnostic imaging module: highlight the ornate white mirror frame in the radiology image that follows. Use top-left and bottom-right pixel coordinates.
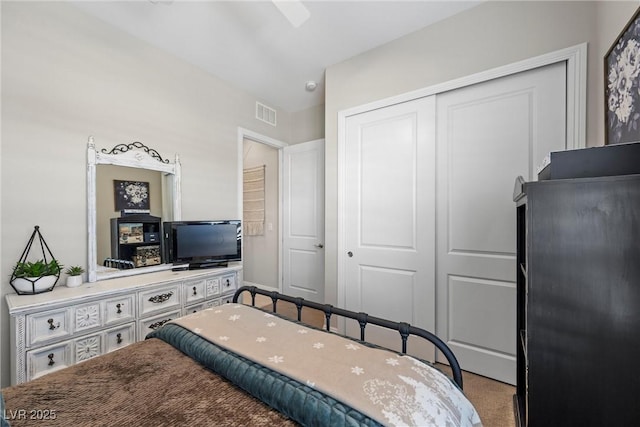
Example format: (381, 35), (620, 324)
(87, 136), (182, 282)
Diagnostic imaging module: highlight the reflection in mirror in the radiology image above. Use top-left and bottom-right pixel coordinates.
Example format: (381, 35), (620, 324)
(96, 166), (164, 267)
(87, 137), (181, 282)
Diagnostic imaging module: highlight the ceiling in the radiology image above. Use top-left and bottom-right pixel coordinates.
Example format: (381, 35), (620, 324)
(71, 1), (482, 113)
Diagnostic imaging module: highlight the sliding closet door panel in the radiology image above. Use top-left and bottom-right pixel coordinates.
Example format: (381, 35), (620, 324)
(342, 96), (436, 359)
(436, 61), (567, 384)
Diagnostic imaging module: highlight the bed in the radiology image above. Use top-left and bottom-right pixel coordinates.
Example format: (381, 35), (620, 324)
(1, 286), (482, 427)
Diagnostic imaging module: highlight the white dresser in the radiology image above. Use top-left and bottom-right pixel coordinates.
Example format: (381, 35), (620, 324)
(5, 266), (241, 385)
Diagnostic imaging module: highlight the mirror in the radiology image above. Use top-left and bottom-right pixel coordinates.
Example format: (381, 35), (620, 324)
(87, 136), (181, 282)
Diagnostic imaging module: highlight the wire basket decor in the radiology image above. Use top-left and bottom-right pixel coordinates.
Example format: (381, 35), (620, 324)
(9, 225), (62, 295)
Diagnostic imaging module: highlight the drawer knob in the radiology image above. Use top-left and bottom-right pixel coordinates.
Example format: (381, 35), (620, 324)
(192, 286), (197, 296)
(47, 318), (60, 330)
(48, 353), (55, 366)
(149, 291), (173, 304)
(116, 303), (122, 314)
(116, 333), (123, 344)
(149, 318), (171, 330)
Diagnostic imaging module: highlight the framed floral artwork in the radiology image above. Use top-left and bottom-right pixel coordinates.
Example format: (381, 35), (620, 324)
(114, 180), (150, 211)
(605, 6), (640, 145)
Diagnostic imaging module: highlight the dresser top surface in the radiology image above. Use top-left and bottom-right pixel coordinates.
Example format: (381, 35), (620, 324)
(5, 265), (241, 314)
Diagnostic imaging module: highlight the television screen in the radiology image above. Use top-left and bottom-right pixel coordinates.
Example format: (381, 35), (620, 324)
(165, 220), (241, 268)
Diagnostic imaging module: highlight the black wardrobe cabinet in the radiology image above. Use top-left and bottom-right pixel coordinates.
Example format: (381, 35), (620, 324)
(513, 173), (640, 427)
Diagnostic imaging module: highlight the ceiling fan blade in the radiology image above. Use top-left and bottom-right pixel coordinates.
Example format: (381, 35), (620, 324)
(272, 0), (310, 28)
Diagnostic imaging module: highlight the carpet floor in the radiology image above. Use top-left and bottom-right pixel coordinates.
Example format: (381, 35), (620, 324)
(437, 363), (514, 427)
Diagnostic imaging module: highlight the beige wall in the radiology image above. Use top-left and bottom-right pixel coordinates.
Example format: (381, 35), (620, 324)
(0, 1), (320, 387)
(323, 1), (639, 305)
(242, 139), (279, 289)
(290, 104), (325, 144)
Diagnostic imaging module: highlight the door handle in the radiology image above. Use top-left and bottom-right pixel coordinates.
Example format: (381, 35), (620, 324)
(347, 251), (353, 257)
(314, 243), (324, 248)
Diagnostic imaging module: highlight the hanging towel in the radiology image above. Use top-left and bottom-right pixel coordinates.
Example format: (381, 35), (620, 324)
(243, 165), (265, 236)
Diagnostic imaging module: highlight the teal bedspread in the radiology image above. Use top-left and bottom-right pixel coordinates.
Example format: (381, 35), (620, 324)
(0, 392), (9, 427)
(148, 323), (382, 427)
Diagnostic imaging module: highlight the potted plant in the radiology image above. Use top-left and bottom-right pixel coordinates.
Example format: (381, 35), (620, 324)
(11, 259), (63, 294)
(64, 266), (85, 288)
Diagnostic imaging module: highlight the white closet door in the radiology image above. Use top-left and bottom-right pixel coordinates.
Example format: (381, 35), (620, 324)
(342, 96), (436, 358)
(435, 61), (567, 384)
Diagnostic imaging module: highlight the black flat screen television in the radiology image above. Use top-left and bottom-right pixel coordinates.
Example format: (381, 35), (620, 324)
(164, 220), (241, 269)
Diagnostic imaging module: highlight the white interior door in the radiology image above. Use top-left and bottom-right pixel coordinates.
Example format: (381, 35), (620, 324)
(282, 139), (325, 303)
(341, 96), (436, 358)
(435, 61), (567, 385)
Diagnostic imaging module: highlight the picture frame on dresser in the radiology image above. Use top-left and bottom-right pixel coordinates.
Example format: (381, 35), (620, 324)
(605, 5), (640, 145)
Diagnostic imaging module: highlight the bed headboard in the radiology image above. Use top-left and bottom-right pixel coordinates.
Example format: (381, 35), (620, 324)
(233, 285), (463, 389)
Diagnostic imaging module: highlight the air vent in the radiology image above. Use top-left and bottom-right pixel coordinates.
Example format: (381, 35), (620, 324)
(256, 102), (277, 126)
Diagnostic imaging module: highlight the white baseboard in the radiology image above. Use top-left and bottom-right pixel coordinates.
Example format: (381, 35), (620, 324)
(239, 281), (279, 306)
(241, 280), (278, 293)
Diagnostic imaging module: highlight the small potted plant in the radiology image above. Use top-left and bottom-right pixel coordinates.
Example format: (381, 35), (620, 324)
(11, 259), (63, 294)
(64, 266), (85, 288)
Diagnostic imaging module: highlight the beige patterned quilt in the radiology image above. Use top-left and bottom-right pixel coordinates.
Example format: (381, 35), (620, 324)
(172, 304), (482, 427)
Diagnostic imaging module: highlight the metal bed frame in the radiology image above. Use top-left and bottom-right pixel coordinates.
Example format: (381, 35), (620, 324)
(233, 285), (464, 389)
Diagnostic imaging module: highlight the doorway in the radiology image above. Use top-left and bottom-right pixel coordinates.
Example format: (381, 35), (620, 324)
(242, 137), (280, 290)
(237, 129), (326, 303)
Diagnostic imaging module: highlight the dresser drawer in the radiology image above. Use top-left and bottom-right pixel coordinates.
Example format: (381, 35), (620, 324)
(139, 284), (181, 316)
(104, 294), (135, 325)
(73, 333), (102, 363)
(138, 309), (181, 339)
(28, 309), (71, 347)
(207, 296), (233, 309)
(205, 277), (221, 297)
(207, 298), (221, 308)
(184, 301), (208, 315)
(219, 294), (234, 305)
(27, 341), (72, 381)
(73, 302), (102, 333)
(220, 274), (237, 295)
(104, 323), (136, 353)
(184, 278), (206, 305)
